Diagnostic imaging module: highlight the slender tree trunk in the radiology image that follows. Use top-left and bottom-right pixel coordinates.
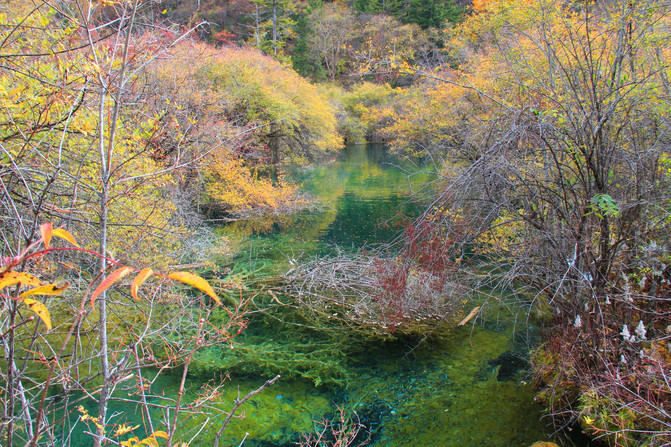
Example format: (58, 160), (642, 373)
(254, 3), (262, 48)
(269, 121), (280, 164)
(272, 0), (277, 55)
(92, 2), (139, 445)
(4, 302), (16, 447)
(93, 61), (111, 447)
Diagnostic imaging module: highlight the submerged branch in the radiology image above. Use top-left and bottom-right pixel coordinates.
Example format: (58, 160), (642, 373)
(213, 375), (281, 447)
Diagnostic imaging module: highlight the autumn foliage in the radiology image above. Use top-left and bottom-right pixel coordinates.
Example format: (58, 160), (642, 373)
(144, 42), (341, 215)
(379, 0), (671, 444)
(0, 2), (334, 445)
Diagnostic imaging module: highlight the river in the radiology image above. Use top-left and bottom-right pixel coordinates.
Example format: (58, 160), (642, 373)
(163, 144), (556, 446)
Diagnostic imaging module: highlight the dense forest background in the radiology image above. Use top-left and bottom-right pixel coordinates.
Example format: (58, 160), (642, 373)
(1, 0), (670, 446)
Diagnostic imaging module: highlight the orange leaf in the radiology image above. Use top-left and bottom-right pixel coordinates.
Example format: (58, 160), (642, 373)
(0, 271), (42, 291)
(23, 298), (52, 330)
(167, 271), (221, 305)
(52, 228), (80, 247)
(19, 282), (69, 298)
(91, 267), (132, 309)
(131, 268), (153, 300)
(40, 223), (53, 249)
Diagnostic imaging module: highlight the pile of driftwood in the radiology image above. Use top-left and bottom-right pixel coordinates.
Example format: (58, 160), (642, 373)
(282, 252), (467, 335)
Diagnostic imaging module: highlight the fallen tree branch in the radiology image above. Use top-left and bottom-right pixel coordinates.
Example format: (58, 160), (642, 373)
(457, 306), (481, 326)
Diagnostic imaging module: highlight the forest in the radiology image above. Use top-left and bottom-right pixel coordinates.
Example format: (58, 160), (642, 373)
(1, 0), (670, 446)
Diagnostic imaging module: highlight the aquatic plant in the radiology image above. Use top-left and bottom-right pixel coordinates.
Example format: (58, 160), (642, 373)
(190, 335), (351, 387)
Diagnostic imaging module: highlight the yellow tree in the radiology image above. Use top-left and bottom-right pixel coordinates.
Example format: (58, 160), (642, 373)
(0, 2), (259, 446)
(396, 0), (671, 442)
(193, 44), (342, 165)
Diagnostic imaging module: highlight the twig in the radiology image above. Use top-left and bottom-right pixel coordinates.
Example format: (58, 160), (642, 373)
(213, 375), (281, 447)
(457, 306), (481, 326)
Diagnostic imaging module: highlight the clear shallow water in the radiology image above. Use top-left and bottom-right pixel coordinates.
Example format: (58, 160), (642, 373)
(61, 145), (558, 446)
(190, 144), (557, 446)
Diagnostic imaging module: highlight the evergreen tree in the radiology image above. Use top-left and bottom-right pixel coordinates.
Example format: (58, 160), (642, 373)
(353, 0), (382, 14)
(248, 0), (298, 57)
(441, 0), (465, 24)
(404, 0), (444, 28)
(291, 1), (327, 79)
(355, 0), (463, 28)
(381, 0), (404, 15)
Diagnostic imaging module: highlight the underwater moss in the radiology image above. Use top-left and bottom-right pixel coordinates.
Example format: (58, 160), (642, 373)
(191, 336), (351, 387)
(355, 326), (549, 447)
(168, 145), (554, 446)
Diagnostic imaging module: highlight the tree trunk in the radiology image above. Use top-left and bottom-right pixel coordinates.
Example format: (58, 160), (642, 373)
(92, 2), (139, 445)
(272, 0), (277, 55)
(269, 121), (281, 165)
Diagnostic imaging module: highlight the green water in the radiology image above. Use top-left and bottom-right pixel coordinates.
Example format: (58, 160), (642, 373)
(48, 145), (569, 447)
(180, 144), (556, 446)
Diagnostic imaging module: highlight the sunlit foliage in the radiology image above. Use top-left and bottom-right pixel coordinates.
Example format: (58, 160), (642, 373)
(144, 41), (341, 213)
(204, 154), (303, 214)
(194, 44), (342, 161)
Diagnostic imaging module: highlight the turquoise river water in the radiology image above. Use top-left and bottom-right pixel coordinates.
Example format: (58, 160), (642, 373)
(166, 144), (566, 446)
(62, 144), (580, 447)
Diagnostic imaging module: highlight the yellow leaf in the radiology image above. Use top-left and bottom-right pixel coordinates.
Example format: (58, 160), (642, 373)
(22, 298), (52, 330)
(167, 271), (221, 305)
(91, 267), (133, 309)
(151, 431), (169, 439)
(121, 437), (141, 447)
(584, 416), (595, 425)
(40, 223), (53, 249)
(51, 228), (80, 247)
(19, 282), (69, 298)
(142, 438), (159, 447)
(114, 424), (140, 437)
(131, 268), (153, 300)
(0, 271), (41, 291)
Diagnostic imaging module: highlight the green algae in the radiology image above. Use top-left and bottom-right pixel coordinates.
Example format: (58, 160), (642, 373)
(190, 334), (351, 387)
(169, 319), (550, 446)
(152, 376), (334, 446)
(123, 144), (558, 447)
(360, 326), (548, 446)
(188, 144), (557, 446)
